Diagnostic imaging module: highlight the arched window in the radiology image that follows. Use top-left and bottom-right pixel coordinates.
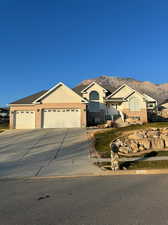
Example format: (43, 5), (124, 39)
(129, 97), (141, 111)
(89, 91), (99, 101)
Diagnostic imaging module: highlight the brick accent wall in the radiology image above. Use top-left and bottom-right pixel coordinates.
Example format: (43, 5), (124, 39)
(10, 103), (87, 129)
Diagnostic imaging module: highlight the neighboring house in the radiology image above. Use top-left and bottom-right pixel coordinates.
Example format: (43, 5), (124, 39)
(158, 99), (168, 120)
(9, 81), (158, 129)
(0, 108), (9, 122)
(9, 82), (87, 129)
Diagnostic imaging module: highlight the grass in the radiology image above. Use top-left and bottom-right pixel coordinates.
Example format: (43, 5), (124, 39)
(144, 151), (168, 157)
(119, 150), (168, 158)
(96, 160), (168, 170)
(121, 160), (168, 170)
(95, 122), (168, 158)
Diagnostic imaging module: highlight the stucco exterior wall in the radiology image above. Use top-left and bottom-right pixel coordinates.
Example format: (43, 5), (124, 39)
(82, 83), (106, 103)
(82, 83), (107, 112)
(42, 85), (83, 103)
(10, 103), (87, 129)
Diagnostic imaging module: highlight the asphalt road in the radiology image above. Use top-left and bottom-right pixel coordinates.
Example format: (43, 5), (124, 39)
(1, 175), (168, 225)
(0, 129), (99, 177)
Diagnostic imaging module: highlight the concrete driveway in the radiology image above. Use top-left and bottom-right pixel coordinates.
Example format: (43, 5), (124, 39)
(0, 129), (99, 177)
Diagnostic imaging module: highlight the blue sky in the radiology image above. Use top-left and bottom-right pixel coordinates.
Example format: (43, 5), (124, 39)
(0, 0), (168, 106)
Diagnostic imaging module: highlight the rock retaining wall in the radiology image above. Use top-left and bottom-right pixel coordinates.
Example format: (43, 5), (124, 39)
(113, 128), (168, 155)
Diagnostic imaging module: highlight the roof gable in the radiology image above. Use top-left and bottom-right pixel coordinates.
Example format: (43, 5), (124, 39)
(34, 82), (88, 104)
(143, 93), (157, 102)
(106, 84), (145, 100)
(81, 82), (108, 93)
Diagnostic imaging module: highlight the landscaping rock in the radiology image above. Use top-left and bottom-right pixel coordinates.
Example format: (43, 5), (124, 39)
(139, 145), (145, 151)
(128, 133), (144, 140)
(138, 138), (151, 150)
(119, 146), (130, 154)
(111, 128), (168, 155)
(162, 136), (168, 148)
(130, 142), (139, 153)
(147, 130), (160, 138)
(151, 138), (165, 149)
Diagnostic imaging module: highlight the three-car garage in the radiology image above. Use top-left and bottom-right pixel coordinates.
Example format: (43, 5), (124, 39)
(10, 82), (87, 129)
(13, 108), (82, 129)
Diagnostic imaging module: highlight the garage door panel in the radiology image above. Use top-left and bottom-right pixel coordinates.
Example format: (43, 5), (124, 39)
(15, 111), (35, 129)
(43, 109), (81, 128)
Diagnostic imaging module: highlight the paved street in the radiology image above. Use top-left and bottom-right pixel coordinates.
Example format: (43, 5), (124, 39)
(0, 129), (99, 177)
(1, 175), (168, 225)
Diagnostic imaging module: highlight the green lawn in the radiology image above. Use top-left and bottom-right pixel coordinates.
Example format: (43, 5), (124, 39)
(121, 160), (168, 170)
(119, 150), (168, 158)
(96, 160), (168, 170)
(95, 122), (168, 158)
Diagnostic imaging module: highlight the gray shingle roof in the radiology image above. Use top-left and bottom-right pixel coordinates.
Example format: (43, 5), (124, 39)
(10, 90), (48, 104)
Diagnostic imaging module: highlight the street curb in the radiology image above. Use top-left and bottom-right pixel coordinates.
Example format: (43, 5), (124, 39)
(29, 169), (168, 178)
(1, 169), (168, 181)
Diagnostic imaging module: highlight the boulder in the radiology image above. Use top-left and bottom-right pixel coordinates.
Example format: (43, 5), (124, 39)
(161, 128), (168, 133)
(138, 138), (151, 150)
(162, 136), (168, 148)
(151, 138), (165, 149)
(130, 142), (139, 153)
(139, 145), (145, 151)
(119, 147), (130, 154)
(147, 130), (160, 138)
(128, 133), (144, 140)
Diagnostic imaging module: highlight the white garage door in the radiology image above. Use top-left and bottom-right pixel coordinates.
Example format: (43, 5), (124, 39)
(43, 109), (81, 128)
(15, 111), (35, 129)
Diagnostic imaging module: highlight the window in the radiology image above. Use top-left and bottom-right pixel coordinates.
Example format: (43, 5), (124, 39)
(148, 103), (154, 108)
(89, 91), (99, 100)
(89, 102), (100, 112)
(129, 97), (141, 111)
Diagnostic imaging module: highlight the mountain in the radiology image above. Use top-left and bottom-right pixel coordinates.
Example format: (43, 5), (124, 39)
(74, 75), (168, 104)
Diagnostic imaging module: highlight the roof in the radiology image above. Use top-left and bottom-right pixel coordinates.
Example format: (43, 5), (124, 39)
(33, 82), (88, 104)
(73, 82), (117, 96)
(160, 99), (168, 106)
(10, 82), (88, 105)
(0, 108), (9, 111)
(106, 83), (145, 100)
(9, 81), (157, 105)
(10, 90), (48, 105)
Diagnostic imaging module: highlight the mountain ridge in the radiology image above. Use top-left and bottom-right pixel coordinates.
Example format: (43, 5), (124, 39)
(75, 75), (168, 104)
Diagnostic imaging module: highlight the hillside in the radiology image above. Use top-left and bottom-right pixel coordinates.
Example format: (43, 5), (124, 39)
(75, 75), (168, 104)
